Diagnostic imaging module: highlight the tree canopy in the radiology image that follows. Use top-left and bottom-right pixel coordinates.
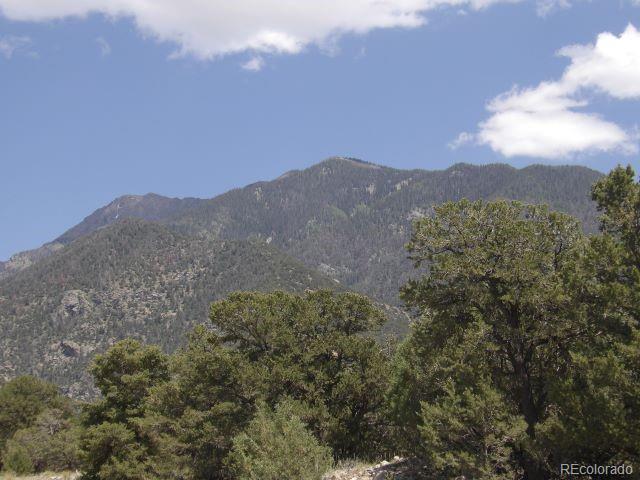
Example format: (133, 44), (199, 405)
(390, 182), (640, 479)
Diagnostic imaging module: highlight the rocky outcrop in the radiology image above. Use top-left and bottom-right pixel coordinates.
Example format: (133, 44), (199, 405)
(324, 458), (425, 480)
(58, 290), (92, 319)
(0, 242), (65, 280)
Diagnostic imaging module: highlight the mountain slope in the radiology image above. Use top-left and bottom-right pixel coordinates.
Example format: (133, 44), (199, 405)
(0, 194), (206, 280)
(0, 219), (338, 398)
(169, 159), (603, 303)
(1, 159), (603, 304)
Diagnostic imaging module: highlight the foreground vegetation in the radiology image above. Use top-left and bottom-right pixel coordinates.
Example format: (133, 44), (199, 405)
(1, 165), (639, 479)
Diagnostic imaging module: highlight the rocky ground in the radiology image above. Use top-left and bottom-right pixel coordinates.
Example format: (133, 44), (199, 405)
(324, 457), (425, 480)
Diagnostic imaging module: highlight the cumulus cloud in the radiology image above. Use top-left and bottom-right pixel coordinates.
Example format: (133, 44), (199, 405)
(0, 34), (32, 58)
(0, 0), (523, 61)
(454, 24), (640, 160)
(559, 27), (640, 99)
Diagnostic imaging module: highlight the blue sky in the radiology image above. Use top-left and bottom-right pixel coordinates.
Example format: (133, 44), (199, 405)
(1, 0), (639, 260)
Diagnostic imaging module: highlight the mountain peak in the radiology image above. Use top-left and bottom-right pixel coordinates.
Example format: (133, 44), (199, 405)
(320, 157), (384, 169)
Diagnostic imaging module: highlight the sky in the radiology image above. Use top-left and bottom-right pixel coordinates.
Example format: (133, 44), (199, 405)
(1, 0), (639, 260)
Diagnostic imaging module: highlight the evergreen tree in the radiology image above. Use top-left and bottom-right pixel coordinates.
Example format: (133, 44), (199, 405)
(5, 408), (82, 473)
(208, 290), (389, 459)
(391, 200), (595, 479)
(141, 290), (390, 480)
(81, 340), (170, 480)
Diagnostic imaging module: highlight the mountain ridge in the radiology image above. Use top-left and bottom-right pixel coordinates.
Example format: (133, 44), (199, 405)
(1, 159), (603, 296)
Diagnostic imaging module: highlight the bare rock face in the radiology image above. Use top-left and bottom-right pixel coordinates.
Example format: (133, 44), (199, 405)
(58, 340), (81, 358)
(58, 290), (92, 318)
(47, 340), (83, 362)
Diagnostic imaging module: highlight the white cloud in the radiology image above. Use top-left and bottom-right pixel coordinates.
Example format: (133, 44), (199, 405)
(559, 26), (640, 99)
(242, 56), (265, 72)
(0, 0), (520, 61)
(96, 36), (111, 56)
(0, 34), (31, 58)
(537, 0), (640, 16)
(536, 0), (571, 16)
(449, 131), (475, 149)
(455, 24), (640, 160)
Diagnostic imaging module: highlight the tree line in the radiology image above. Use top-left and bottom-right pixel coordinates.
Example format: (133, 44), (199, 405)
(1, 165), (639, 479)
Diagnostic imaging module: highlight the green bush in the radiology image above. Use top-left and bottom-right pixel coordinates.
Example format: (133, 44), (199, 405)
(81, 422), (147, 480)
(2, 439), (34, 475)
(228, 402), (333, 480)
(418, 382), (526, 479)
(0, 376), (75, 472)
(7, 408), (82, 473)
(0, 376), (65, 454)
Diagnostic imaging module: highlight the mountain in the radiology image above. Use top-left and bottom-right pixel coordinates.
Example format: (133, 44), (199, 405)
(0, 219), (339, 398)
(169, 159), (602, 304)
(0, 194), (207, 281)
(0, 159), (603, 396)
(1, 159), (603, 304)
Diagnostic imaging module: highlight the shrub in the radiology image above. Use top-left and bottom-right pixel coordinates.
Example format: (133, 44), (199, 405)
(2, 439), (34, 475)
(418, 382), (526, 479)
(0, 376), (65, 454)
(228, 402), (333, 480)
(0, 376), (73, 472)
(81, 422), (147, 480)
(8, 408), (82, 473)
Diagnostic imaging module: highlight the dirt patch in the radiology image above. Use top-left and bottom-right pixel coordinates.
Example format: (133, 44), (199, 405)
(324, 457), (426, 479)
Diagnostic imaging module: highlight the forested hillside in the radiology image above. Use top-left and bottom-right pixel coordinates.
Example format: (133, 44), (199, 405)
(171, 159), (601, 303)
(0, 219), (338, 398)
(1, 159), (603, 304)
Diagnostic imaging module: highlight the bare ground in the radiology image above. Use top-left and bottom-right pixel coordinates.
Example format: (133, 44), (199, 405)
(0, 472), (80, 480)
(324, 457), (426, 480)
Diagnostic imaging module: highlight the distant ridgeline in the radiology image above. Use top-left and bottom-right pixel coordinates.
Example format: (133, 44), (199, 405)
(0, 158), (602, 396)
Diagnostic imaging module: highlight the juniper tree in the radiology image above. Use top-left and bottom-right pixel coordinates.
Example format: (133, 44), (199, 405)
(392, 200), (589, 479)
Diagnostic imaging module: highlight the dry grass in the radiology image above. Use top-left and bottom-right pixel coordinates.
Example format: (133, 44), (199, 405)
(0, 472), (80, 480)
